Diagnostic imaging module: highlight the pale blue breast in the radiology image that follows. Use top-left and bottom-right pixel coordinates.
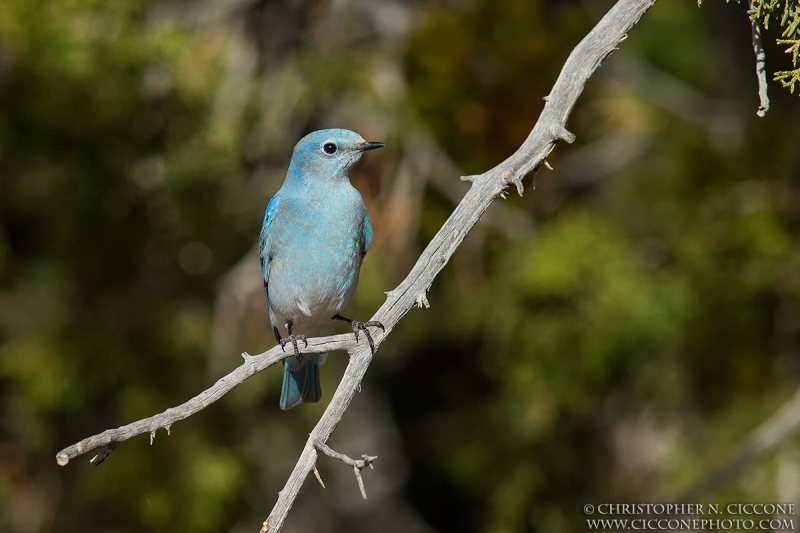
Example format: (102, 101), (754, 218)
(266, 181), (367, 336)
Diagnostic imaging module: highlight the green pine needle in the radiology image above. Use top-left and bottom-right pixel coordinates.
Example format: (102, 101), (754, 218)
(777, 39), (800, 66)
(774, 68), (800, 92)
(729, 0), (800, 96)
(781, 9), (800, 37)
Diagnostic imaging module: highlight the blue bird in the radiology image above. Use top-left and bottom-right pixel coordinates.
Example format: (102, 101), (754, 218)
(259, 129), (384, 410)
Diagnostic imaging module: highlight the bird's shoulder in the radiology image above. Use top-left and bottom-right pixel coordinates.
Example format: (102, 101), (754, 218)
(259, 194), (281, 252)
(264, 194), (281, 225)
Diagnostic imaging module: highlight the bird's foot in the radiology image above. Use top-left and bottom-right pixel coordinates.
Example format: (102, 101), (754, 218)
(279, 334), (307, 357)
(333, 314), (384, 353)
(351, 320), (385, 353)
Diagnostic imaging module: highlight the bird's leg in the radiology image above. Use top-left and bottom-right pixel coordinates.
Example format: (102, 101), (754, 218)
(278, 320), (307, 358)
(333, 314), (385, 354)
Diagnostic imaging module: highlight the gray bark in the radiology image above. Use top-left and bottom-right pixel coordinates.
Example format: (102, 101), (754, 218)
(56, 0), (658, 530)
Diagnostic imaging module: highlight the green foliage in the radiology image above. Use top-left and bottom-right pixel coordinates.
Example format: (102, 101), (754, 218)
(751, 0), (800, 92)
(703, 0), (800, 93)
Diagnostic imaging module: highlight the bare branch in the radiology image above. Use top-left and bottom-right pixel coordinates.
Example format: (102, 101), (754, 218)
(749, 0), (770, 117)
(314, 440), (377, 500)
(263, 0), (656, 530)
(56, 0), (657, 530)
(55, 334), (355, 466)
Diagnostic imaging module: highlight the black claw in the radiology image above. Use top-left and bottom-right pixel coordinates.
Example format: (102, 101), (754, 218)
(350, 322), (364, 344)
(351, 321), (384, 354)
(362, 328), (375, 353)
(279, 334), (306, 358)
(332, 315), (384, 354)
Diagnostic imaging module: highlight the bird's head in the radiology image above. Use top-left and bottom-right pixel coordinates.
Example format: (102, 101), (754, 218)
(288, 129), (384, 180)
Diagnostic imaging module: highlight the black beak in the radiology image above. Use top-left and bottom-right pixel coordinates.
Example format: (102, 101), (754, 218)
(360, 141), (385, 152)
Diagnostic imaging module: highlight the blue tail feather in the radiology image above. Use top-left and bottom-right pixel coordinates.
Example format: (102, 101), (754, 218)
(280, 362), (304, 411)
(280, 357), (322, 410)
(303, 361), (321, 403)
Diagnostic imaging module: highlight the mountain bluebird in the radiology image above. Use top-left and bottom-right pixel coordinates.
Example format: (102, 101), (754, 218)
(259, 129), (384, 410)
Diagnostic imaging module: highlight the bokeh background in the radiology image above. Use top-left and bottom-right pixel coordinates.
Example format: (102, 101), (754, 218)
(1, 0), (800, 531)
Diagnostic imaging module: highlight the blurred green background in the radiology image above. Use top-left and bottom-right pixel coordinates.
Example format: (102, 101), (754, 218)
(1, 0), (799, 532)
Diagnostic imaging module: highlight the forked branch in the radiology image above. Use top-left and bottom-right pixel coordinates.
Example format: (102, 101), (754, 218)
(314, 440), (378, 500)
(263, 0), (657, 529)
(56, 0), (658, 531)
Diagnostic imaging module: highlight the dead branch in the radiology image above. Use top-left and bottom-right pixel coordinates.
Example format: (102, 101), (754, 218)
(262, 0), (656, 530)
(749, 0), (770, 117)
(56, 1), (658, 531)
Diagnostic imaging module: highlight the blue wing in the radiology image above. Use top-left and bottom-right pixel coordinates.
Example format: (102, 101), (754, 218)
(363, 211), (374, 256)
(259, 194), (280, 308)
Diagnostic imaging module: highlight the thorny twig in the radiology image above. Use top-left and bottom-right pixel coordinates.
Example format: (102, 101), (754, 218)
(314, 440), (378, 500)
(57, 1), (659, 531)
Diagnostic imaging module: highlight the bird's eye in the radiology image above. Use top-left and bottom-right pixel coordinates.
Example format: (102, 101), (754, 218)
(322, 142), (337, 155)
